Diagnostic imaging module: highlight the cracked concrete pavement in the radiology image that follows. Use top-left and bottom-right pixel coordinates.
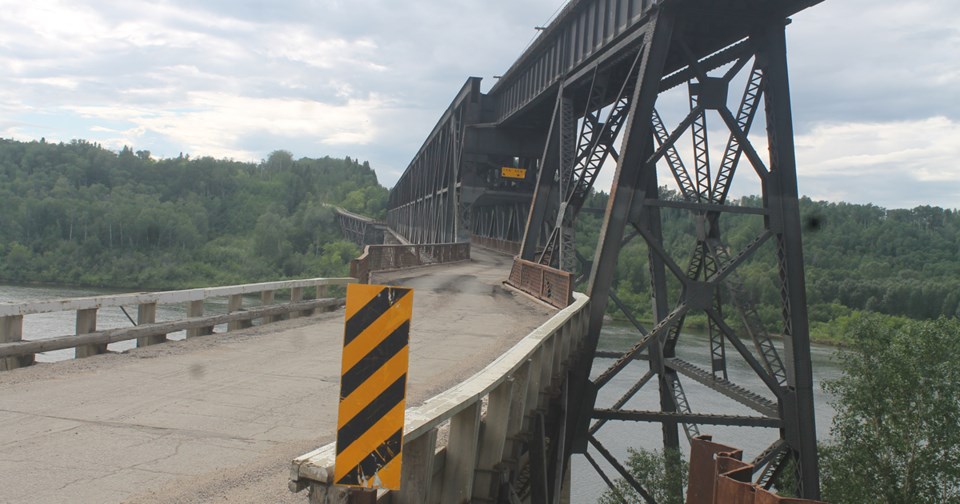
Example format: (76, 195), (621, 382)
(0, 248), (554, 503)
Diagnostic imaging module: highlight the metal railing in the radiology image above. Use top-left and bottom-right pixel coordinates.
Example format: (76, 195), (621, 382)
(289, 292), (589, 503)
(350, 242), (471, 283)
(470, 234), (522, 256)
(0, 277), (354, 370)
(506, 257), (574, 309)
(687, 436), (825, 503)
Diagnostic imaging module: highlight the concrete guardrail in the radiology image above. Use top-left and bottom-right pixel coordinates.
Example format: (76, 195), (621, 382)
(289, 292), (589, 503)
(0, 277), (355, 371)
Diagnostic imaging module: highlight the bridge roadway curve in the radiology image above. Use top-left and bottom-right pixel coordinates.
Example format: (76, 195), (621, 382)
(0, 248), (555, 504)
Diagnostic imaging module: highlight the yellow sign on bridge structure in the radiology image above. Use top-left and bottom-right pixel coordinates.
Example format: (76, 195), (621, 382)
(500, 167), (526, 179)
(335, 284), (413, 490)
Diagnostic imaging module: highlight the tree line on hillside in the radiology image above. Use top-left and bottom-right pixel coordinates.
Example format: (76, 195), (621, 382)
(574, 189), (960, 342)
(3, 137), (959, 332)
(0, 138), (388, 289)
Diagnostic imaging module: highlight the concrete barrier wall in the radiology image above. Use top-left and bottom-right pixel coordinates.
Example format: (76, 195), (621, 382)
(289, 292), (590, 503)
(0, 277), (355, 371)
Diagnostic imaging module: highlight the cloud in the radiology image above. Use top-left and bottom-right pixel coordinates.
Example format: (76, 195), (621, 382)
(0, 0), (956, 210)
(795, 116), (960, 208)
(798, 117), (959, 178)
(62, 90), (388, 160)
(789, 0), (960, 126)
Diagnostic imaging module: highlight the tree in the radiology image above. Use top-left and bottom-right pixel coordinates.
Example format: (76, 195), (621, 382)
(597, 447), (687, 504)
(265, 149), (293, 172)
(820, 315), (960, 503)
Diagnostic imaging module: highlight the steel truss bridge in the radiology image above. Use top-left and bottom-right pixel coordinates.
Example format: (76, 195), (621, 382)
(371, 0), (827, 500)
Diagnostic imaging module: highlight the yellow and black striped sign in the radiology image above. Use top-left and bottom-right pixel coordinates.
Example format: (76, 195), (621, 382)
(334, 284), (413, 489)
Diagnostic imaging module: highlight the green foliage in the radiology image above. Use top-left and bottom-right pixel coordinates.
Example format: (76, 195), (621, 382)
(575, 190), (960, 340)
(0, 138), (378, 288)
(597, 447), (688, 504)
(820, 315), (960, 504)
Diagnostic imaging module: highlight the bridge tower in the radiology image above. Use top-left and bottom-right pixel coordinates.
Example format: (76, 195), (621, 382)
(383, 0), (826, 500)
(515, 1), (824, 501)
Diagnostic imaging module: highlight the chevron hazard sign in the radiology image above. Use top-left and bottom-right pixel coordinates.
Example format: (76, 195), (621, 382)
(335, 284), (413, 489)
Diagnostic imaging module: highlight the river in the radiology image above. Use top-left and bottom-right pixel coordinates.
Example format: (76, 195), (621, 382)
(0, 283), (236, 362)
(1, 284), (841, 502)
(570, 322), (842, 502)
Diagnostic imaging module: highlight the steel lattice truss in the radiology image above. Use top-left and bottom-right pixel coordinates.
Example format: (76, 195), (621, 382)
(335, 208), (385, 247)
(383, 0), (825, 501)
(387, 80), (474, 245)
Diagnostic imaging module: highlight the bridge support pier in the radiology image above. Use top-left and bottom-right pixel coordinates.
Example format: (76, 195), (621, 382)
(508, 2), (823, 500)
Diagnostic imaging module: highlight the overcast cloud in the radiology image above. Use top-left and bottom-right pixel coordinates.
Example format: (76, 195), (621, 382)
(1, 0), (957, 209)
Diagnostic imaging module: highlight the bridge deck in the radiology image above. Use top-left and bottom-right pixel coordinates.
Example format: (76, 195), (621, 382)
(0, 249), (555, 504)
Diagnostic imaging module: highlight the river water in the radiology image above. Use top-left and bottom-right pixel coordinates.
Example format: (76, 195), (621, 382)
(0, 283), (236, 362)
(570, 322), (842, 502)
(1, 284), (842, 502)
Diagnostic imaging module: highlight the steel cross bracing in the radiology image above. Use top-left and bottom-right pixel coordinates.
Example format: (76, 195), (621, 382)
(387, 79), (478, 246)
(382, 0), (825, 501)
(587, 17), (819, 504)
(530, 51), (642, 273)
(510, 1), (823, 502)
(334, 207), (386, 247)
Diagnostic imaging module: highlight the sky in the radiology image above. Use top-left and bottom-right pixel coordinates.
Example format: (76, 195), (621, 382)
(1, 0), (958, 209)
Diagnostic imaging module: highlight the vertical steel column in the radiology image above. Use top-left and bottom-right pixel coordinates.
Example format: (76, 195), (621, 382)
(556, 98), (578, 272)
(447, 110), (461, 243)
(758, 22), (821, 500)
(521, 91), (568, 261)
(629, 149), (683, 493)
(571, 9), (675, 451)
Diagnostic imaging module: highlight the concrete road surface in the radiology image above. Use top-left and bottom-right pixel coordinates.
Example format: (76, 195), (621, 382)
(0, 248), (554, 503)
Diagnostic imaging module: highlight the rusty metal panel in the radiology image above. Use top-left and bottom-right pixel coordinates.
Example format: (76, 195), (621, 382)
(687, 436), (827, 504)
(714, 456), (756, 504)
(505, 258), (573, 309)
(350, 248), (372, 284)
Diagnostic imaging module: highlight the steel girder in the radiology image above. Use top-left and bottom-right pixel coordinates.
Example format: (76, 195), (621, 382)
(387, 79), (478, 244)
(336, 211), (368, 248)
(470, 201), (530, 243)
(386, 80), (546, 247)
(334, 207), (384, 247)
(384, 0), (825, 499)
(544, 5), (825, 501)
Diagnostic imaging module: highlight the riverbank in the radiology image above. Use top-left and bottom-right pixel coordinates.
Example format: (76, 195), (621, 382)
(607, 309), (919, 348)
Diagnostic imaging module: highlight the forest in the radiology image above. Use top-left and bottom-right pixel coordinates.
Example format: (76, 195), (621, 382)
(573, 187), (960, 343)
(2, 138), (958, 343)
(0, 138), (387, 289)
